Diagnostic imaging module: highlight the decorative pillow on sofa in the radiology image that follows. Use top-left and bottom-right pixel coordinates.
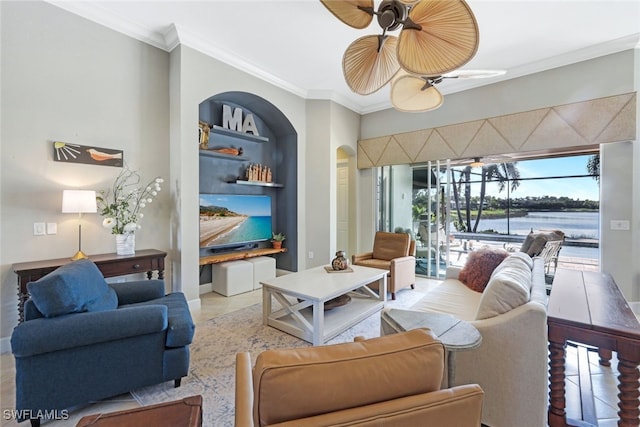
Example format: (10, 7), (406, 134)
(27, 259), (117, 318)
(458, 248), (509, 292)
(475, 253), (532, 320)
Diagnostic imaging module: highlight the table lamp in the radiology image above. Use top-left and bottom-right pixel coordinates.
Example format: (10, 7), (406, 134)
(62, 190), (97, 260)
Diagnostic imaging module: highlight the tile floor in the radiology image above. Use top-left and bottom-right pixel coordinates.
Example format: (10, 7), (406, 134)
(0, 278), (627, 426)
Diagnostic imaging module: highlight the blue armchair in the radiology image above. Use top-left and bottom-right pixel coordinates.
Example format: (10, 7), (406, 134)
(10, 259), (195, 427)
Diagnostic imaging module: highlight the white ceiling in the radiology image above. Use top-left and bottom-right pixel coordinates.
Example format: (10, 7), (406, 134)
(47, 0), (640, 114)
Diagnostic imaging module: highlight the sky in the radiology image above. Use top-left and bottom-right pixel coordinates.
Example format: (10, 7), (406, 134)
(200, 194), (272, 216)
(467, 154), (599, 201)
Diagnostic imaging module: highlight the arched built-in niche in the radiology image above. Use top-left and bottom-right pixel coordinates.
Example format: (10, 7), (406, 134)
(198, 92), (298, 274)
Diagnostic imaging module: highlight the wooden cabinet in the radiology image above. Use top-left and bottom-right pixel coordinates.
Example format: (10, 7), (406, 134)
(12, 249), (166, 323)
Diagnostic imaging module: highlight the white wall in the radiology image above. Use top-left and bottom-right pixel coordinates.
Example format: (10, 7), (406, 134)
(601, 141), (634, 296)
(305, 101), (332, 267)
(0, 1), (170, 346)
(305, 100), (360, 267)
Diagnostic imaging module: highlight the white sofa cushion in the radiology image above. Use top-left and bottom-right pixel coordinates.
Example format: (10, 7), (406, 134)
(475, 253), (532, 320)
(410, 279), (482, 321)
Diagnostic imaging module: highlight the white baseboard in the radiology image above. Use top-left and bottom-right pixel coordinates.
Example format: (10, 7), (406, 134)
(199, 283), (212, 294)
(188, 297), (201, 312)
(1, 336), (12, 354)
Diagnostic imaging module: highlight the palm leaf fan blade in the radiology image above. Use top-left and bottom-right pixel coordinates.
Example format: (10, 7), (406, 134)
(391, 73), (443, 112)
(320, 0), (374, 29)
(398, 0), (479, 76)
(343, 35), (400, 95)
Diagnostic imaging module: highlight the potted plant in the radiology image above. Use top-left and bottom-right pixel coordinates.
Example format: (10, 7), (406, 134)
(271, 232), (285, 249)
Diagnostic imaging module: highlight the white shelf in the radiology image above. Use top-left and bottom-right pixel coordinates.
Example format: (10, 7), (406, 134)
(199, 150), (248, 161)
(211, 125), (268, 143)
(233, 180), (283, 188)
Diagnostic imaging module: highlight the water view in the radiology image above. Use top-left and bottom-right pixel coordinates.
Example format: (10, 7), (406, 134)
(466, 211), (599, 260)
(475, 211), (599, 239)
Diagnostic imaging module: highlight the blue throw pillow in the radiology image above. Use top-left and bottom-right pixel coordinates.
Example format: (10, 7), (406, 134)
(27, 259), (118, 317)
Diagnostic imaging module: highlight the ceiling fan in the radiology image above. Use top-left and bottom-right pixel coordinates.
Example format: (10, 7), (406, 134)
(320, 0), (505, 112)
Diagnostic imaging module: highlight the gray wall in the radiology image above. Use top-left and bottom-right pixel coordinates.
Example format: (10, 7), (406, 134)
(1, 1), (170, 343)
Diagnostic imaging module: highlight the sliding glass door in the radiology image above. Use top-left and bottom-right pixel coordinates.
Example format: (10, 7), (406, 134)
(376, 161), (451, 278)
(376, 153), (600, 278)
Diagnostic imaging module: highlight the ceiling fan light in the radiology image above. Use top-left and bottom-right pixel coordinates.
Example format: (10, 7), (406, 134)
(398, 0), (479, 76)
(391, 73), (443, 112)
(320, 0), (374, 29)
(343, 35), (400, 95)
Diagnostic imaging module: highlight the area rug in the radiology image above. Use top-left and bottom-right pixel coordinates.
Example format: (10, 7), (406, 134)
(131, 282), (435, 426)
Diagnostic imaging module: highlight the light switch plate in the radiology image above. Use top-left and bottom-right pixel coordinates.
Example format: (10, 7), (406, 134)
(610, 220), (630, 231)
(33, 222), (46, 236)
(47, 223), (57, 234)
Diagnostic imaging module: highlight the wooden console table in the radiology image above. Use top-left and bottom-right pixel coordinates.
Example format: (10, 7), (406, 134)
(12, 249), (166, 323)
(547, 269), (640, 427)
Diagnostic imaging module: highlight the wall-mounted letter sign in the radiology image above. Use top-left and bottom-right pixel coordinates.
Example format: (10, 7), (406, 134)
(222, 104), (260, 136)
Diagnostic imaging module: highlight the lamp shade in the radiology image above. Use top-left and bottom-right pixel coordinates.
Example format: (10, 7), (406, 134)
(62, 190), (97, 213)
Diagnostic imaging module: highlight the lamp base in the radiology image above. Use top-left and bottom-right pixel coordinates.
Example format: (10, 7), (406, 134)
(71, 250), (89, 261)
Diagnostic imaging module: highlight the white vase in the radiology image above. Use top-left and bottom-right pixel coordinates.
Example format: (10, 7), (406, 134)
(115, 233), (135, 255)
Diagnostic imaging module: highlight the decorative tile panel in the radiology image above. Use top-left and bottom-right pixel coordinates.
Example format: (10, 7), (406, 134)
(357, 92), (637, 169)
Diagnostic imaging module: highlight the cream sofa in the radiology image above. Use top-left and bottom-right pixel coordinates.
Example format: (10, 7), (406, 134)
(381, 252), (548, 427)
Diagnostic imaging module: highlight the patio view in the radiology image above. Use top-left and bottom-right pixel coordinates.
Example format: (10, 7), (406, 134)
(378, 152), (600, 280)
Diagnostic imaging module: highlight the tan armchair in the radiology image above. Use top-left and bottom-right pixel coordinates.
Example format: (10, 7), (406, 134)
(235, 329), (484, 427)
(352, 231), (416, 300)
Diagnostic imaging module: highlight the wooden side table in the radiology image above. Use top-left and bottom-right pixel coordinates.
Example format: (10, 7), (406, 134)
(547, 269), (640, 427)
(381, 308), (482, 386)
(12, 249), (166, 323)
(76, 395), (202, 427)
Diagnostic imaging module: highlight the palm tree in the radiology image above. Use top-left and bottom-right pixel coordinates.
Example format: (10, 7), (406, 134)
(472, 163), (521, 232)
(453, 162), (521, 233)
(587, 154), (600, 183)
(451, 166), (472, 232)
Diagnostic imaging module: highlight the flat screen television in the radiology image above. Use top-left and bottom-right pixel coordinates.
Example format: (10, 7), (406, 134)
(199, 194), (272, 250)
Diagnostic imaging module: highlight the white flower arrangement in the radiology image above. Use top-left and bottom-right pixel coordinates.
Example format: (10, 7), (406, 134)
(96, 165), (164, 235)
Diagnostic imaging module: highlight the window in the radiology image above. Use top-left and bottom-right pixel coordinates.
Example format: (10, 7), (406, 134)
(378, 153), (600, 278)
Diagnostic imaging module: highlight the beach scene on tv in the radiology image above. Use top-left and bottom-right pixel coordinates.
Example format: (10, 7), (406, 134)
(199, 194), (272, 248)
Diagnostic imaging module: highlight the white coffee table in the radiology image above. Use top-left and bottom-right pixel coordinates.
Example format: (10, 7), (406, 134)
(261, 265), (388, 345)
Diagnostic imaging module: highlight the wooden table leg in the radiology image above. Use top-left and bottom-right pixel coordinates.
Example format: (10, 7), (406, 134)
(599, 348), (612, 366)
(616, 356), (640, 427)
(549, 339), (568, 427)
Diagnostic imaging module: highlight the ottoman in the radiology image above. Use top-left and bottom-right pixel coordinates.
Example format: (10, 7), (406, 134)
(212, 260), (253, 296)
(246, 256), (276, 290)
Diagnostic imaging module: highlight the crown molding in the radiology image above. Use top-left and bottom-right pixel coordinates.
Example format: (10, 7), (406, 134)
(42, 2), (640, 116)
(169, 24), (309, 101)
(45, 1), (168, 51)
